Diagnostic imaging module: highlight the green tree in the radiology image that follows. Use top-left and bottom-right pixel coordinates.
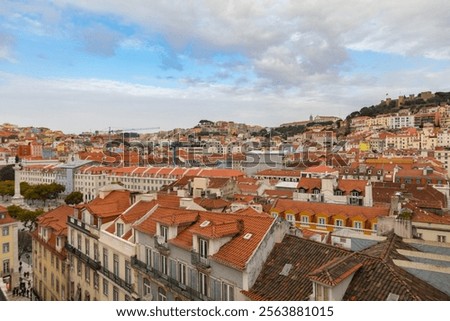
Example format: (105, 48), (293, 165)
(0, 180), (14, 200)
(0, 165), (14, 181)
(64, 191), (84, 205)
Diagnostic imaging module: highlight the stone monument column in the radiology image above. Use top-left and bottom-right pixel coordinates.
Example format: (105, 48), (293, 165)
(11, 157), (24, 206)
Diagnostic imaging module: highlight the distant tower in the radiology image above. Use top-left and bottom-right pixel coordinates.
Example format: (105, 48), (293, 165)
(309, 114), (314, 122)
(11, 156), (24, 206)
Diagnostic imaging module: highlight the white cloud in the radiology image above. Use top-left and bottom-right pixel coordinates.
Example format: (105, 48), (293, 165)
(48, 0), (450, 90)
(0, 32), (15, 62)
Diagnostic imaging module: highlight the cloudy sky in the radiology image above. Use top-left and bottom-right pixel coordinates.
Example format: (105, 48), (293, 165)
(1, 0), (450, 133)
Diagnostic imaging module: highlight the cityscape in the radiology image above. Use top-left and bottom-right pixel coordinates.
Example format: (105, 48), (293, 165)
(2, 89), (450, 302)
(1, 1), (450, 304)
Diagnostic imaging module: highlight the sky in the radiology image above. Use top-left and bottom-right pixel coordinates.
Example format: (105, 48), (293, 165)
(1, 0), (450, 134)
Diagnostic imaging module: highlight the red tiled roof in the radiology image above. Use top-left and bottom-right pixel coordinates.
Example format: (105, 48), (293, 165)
(135, 207), (275, 270)
(272, 199), (388, 221)
(84, 190), (131, 218)
(297, 178), (321, 190)
(37, 205), (73, 236)
(0, 207), (17, 225)
(302, 165), (336, 173)
(194, 198), (230, 210)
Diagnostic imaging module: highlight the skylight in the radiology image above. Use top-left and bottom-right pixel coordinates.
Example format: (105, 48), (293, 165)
(200, 220), (210, 228)
(243, 233), (253, 240)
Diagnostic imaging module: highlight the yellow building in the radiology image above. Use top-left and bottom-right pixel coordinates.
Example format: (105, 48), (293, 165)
(32, 205), (73, 301)
(0, 206), (19, 292)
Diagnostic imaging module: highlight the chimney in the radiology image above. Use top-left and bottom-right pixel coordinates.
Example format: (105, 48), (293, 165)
(364, 181), (373, 207)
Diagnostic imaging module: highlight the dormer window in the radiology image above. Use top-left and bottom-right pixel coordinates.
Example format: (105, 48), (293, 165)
(299, 188), (306, 193)
(334, 189), (343, 196)
(116, 223), (124, 237)
(286, 214), (295, 225)
(160, 225), (168, 243)
(313, 188), (321, 194)
(199, 238), (208, 260)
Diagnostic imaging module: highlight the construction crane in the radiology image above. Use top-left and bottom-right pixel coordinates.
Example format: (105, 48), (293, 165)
(108, 126), (160, 135)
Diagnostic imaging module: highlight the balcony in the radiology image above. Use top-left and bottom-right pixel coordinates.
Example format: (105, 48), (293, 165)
(67, 217), (100, 238)
(309, 193), (324, 202)
(191, 251), (211, 271)
(65, 243), (101, 270)
(99, 266), (133, 293)
(131, 255), (209, 301)
(154, 235), (170, 255)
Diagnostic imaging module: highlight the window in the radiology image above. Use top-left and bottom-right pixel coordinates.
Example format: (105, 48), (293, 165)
(286, 214), (295, 225)
(160, 225), (168, 243)
(313, 188), (320, 194)
(300, 215), (309, 225)
(161, 255), (168, 275)
(77, 233), (82, 251)
(373, 223), (378, 232)
(51, 273), (54, 288)
(158, 287), (167, 301)
(85, 238), (90, 256)
(145, 247), (152, 268)
(94, 243), (99, 261)
(2, 259), (10, 274)
(44, 267), (47, 280)
(116, 223), (124, 237)
(113, 286), (119, 301)
(437, 235), (446, 243)
(335, 219), (343, 227)
(103, 248), (109, 270)
(334, 190), (343, 196)
(222, 283), (234, 301)
(318, 217), (326, 227)
(315, 284), (329, 301)
(2, 242), (9, 253)
(178, 262), (187, 285)
(199, 239), (208, 259)
(199, 272), (209, 296)
(103, 279), (109, 296)
(94, 273), (99, 289)
(61, 260), (66, 275)
(85, 265), (90, 283)
(2, 226), (9, 236)
(113, 254), (119, 276)
(354, 221), (363, 230)
(143, 278), (151, 296)
(125, 261), (131, 285)
(77, 259), (82, 276)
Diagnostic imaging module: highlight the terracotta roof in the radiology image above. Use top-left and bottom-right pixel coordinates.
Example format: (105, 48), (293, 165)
(263, 190), (294, 199)
(244, 234), (450, 301)
(0, 207), (17, 225)
(373, 182), (446, 209)
(84, 190), (131, 218)
(297, 178), (321, 190)
(308, 255), (363, 286)
(122, 200), (158, 224)
(302, 165), (336, 173)
(255, 169), (301, 177)
(37, 205), (73, 236)
(135, 208), (275, 270)
(207, 177), (231, 189)
(193, 198), (230, 210)
(272, 199), (389, 221)
(336, 179), (368, 195)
